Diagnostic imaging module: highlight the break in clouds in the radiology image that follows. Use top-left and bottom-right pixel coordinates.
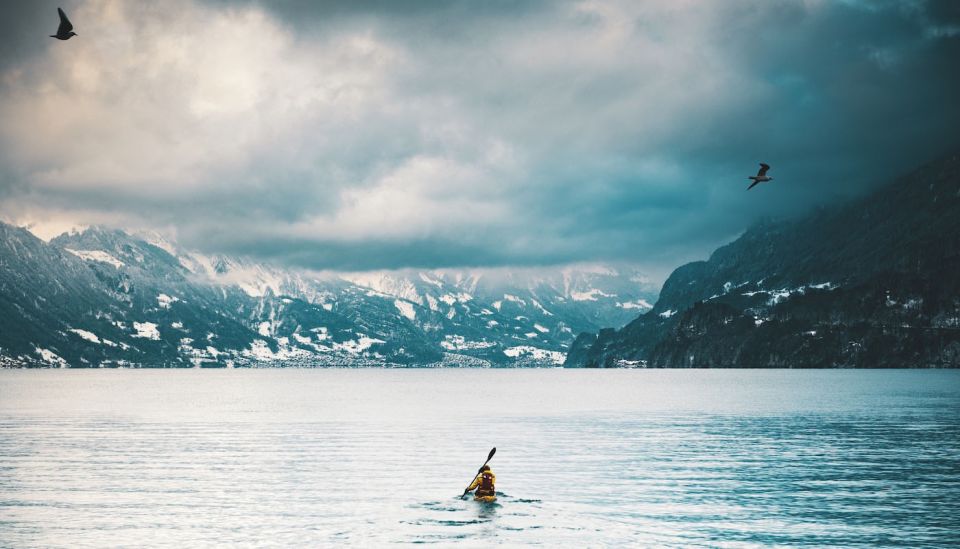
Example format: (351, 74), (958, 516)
(1, 0), (958, 274)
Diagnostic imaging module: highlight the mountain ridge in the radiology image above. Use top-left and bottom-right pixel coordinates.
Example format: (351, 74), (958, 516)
(1, 224), (657, 367)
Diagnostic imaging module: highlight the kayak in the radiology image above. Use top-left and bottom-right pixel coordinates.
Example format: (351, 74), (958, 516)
(474, 494), (497, 503)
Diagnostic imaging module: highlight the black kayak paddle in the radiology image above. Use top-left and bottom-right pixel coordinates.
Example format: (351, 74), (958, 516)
(461, 447), (496, 498)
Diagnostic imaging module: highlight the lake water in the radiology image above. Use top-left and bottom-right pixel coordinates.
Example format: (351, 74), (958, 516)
(1, 369), (958, 547)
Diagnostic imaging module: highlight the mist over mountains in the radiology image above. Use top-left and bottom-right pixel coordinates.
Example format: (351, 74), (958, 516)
(5, 151), (959, 369)
(0, 224), (656, 368)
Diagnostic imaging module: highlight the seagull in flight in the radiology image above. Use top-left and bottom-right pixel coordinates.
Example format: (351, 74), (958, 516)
(50, 7), (77, 40)
(747, 163), (772, 190)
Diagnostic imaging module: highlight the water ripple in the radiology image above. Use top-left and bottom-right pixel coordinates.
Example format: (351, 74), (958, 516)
(0, 369), (958, 547)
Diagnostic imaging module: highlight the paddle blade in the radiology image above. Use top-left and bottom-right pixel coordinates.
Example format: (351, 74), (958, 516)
(477, 448), (497, 474)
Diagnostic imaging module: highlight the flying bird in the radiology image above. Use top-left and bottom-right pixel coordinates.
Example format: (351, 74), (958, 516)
(50, 7), (77, 40)
(747, 163), (772, 190)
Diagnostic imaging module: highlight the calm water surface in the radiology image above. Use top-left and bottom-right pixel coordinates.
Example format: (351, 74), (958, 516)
(1, 369), (958, 547)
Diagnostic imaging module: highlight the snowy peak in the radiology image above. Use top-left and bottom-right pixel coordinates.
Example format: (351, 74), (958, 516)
(343, 271), (425, 305)
(3, 221), (658, 367)
(51, 226), (187, 278)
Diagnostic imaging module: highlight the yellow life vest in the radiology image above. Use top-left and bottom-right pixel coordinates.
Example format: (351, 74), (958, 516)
(476, 471), (495, 497)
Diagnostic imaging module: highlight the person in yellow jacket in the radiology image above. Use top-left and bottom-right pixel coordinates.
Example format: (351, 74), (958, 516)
(464, 465), (497, 502)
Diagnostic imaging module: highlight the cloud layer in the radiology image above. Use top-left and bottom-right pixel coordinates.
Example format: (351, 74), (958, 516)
(2, 0), (958, 276)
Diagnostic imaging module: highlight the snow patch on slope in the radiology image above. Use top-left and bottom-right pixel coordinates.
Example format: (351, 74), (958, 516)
(530, 299), (553, 316)
(617, 299), (653, 310)
(395, 300), (416, 321)
(570, 288), (615, 302)
(440, 293), (473, 306)
(258, 321), (272, 337)
(157, 294), (179, 309)
(34, 347), (68, 367)
(344, 272), (422, 305)
(418, 272), (444, 288)
(758, 282), (839, 306)
(333, 336), (385, 355)
(133, 322), (160, 340)
(68, 328), (101, 343)
(65, 249), (124, 269)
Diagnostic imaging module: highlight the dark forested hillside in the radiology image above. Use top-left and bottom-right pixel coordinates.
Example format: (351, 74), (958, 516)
(566, 152), (960, 368)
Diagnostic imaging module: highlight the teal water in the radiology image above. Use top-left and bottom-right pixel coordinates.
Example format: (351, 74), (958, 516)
(0, 369), (958, 547)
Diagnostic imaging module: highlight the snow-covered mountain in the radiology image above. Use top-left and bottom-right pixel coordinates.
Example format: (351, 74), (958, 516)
(0, 224), (657, 367)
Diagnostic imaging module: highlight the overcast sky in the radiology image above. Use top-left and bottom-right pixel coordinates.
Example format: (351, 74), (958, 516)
(1, 0), (958, 279)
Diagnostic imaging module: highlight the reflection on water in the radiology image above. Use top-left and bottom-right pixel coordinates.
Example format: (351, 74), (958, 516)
(0, 369), (958, 547)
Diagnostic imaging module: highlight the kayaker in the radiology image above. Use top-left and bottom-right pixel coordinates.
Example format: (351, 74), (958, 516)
(464, 465), (496, 502)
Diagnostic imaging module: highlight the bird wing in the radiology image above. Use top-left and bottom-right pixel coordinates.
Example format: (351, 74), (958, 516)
(746, 179), (761, 190)
(58, 8), (74, 34)
(757, 163), (770, 177)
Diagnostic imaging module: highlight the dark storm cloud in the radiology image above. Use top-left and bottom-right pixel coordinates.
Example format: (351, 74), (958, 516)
(1, 0), (958, 276)
(0, 0), (66, 70)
